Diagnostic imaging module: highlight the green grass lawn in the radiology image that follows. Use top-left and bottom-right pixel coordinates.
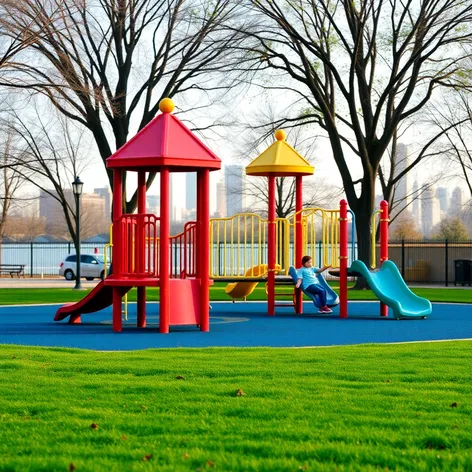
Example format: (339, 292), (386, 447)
(1, 342), (471, 471)
(0, 283), (471, 305)
(1, 284), (471, 470)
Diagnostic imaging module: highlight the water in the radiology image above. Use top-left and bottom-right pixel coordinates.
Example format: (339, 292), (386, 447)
(1, 242), (357, 277)
(0, 243), (108, 276)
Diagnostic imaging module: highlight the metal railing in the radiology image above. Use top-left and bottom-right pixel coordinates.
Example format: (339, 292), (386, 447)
(2, 238), (470, 286)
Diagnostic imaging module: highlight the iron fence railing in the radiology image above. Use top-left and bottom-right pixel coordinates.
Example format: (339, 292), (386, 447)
(0, 242), (108, 277)
(1, 239), (471, 285)
(387, 240), (472, 286)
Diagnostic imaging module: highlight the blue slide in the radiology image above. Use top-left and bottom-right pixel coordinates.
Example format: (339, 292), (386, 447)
(289, 266), (340, 308)
(349, 260), (432, 319)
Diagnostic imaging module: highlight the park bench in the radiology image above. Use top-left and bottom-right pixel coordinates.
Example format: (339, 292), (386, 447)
(0, 264), (25, 278)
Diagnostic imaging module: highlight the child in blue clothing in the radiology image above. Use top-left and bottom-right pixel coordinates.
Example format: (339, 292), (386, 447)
(295, 255), (333, 313)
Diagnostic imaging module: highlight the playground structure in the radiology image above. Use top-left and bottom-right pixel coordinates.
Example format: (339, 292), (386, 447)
(55, 101), (431, 331)
(55, 98), (220, 333)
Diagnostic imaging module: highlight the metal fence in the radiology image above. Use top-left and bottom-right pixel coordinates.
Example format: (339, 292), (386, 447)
(1, 239), (471, 285)
(0, 242), (108, 277)
(387, 240), (472, 286)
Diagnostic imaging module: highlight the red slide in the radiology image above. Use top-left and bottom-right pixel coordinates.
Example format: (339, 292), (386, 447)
(54, 281), (132, 322)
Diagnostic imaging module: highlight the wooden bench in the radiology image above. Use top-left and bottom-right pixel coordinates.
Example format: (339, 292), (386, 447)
(0, 264), (25, 278)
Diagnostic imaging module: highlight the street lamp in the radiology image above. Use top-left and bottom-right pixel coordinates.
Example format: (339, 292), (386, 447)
(72, 176), (84, 290)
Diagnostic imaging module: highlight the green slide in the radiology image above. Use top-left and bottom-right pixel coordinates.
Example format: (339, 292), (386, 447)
(349, 260), (432, 319)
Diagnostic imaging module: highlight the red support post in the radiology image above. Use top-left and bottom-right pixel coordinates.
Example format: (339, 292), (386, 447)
(379, 200), (389, 317)
(295, 175), (303, 314)
(159, 168), (170, 333)
(339, 199), (348, 319)
(198, 169), (210, 332)
(137, 171), (147, 328)
(196, 173), (202, 279)
(267, 174), (276, 316)
(112, 170), (123, 332)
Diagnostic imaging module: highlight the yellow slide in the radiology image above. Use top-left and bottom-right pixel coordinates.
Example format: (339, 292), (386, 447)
(225, 264), (280, 302)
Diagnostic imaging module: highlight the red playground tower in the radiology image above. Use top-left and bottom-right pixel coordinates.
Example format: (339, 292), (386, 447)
(106, 98), (221, 333)
(55, 98), (221, 333)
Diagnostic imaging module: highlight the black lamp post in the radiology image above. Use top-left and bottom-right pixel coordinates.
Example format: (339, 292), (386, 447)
(72, 176), (84, 290)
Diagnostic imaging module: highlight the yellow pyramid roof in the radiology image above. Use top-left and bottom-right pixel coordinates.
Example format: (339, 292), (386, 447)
(245, 130), (314, 176)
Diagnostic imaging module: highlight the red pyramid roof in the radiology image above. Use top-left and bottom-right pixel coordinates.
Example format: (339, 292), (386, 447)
(107, 105), (221, 172)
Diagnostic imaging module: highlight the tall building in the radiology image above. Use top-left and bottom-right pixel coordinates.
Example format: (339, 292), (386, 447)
(40, 189), (74, 230)
(185, 173), (197, 211)
(39, 188), (107, 235)
(421, 187), (441, 238)
(225, 164), (244, 216)
(147, 195), (160, 215)
(450, 186), (463, 216)
(411, 180), (421, 223)
(394, 143), (409, 207)
(93, 187), (111, 220)
(435, 187), (449, 215)
(216, 181), (226, 217)
(169, 173), (182, 222)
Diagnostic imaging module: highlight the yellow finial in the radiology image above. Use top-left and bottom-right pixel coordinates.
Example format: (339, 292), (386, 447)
(274, 129), (286, 141)
(159, 98), (175, 114)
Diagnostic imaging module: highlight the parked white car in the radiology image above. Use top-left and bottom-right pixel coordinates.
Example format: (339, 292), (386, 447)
(59, 254), (109, 281)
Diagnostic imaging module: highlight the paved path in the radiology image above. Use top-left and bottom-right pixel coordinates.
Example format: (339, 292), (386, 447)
(0, 278), (470, 289)
(0, 278), (99, 289)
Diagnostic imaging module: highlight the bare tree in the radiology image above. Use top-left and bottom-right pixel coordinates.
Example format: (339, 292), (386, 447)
(3, 104), (96, 251)
(0, 0), (45, 72)
(230, 104), (342, 218)
(1, 0), (246, 213)
(432, 216), (470, 240)
(428, 90), (472, 199)
(389, 211), (423, 240)
(240, 0), (472, 267)
(378, 125), (458, 228)
(0, 130), (23, 241)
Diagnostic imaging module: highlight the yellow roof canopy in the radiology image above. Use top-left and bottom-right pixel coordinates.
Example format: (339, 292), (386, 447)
(245, 130), (314, 177)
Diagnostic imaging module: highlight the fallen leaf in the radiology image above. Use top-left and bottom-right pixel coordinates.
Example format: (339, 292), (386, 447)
(121, 434), (128, 440)
(90, 423), (99, 430)
(176, 375), (185, 380)
(142, 454), (153, 461)
(450, 402), (458, 408)
(206, 460), (215, 467)
(68, 463), (77, 471)
(235, 388), (245, 397)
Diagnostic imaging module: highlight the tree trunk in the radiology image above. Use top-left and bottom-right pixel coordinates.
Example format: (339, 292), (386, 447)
(349, 175), (376, 289)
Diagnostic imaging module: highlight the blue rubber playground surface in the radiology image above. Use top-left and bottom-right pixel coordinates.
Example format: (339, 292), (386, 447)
(0, 301), (471, 350)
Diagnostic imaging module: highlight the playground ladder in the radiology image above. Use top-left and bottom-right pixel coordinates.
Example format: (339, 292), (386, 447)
(270, 279), (297, 312)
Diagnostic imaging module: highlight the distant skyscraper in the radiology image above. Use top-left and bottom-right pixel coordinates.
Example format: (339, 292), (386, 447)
(185, 173), (197, 210)
(435, 187), (449, 215)
(169, 174), (182, 221)
(421, 187), (441, 237)
(450, 186), (463, 216)
(394, 143), (409, 207)
(216, 181), (226, 217)
(225, 165), (244, 216)
(40, 189), (74, 230)
(147, 195), (160, 215)
(40, 188), (107, 233)
(411, 180), (420, 223)
(94, 187), (111, 220)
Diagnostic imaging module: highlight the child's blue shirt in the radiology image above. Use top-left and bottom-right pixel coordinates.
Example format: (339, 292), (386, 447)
(297, 267), (320, 290)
